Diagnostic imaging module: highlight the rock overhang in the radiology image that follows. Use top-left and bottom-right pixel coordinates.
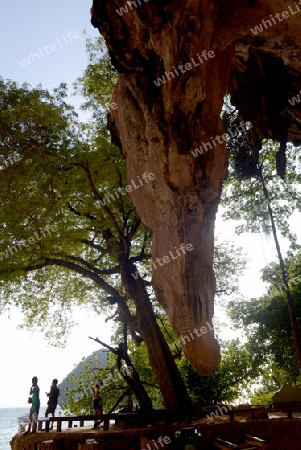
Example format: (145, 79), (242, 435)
(90, 0), (301, 374)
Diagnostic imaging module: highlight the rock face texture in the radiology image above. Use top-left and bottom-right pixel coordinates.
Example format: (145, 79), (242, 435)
(91, 0), (301, 375)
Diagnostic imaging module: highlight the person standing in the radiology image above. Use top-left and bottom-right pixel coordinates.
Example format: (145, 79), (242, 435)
(92, 381), (103, 427)
(45, 379), (60, 420)
(27, 376), (40, 433)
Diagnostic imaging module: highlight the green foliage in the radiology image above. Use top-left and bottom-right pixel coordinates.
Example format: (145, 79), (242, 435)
(249, 364), (294, 405)
(0, 75), (246, 349)
(62, 355), (102, 415)
(221, 108), (301, 246)
(222, 104), (259, 179)
(250, 389), (274, 405)
(180, 339), (263, 406)
(0, 74), (149, 345)
(62, 352), (130, 415)
(0, 44), (256, 410)
(221, 104), (301, 393)
(214, 240), (247, 304)
(229, 252), (301, 381)
(61, 341), (165, 415)
(74, 35), (118, 126)
(125, 341), (164, 409)
(76, 36), (117, 106)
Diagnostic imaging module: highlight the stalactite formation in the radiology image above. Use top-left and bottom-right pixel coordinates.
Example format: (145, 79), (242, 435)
(91, 0), (301, 374)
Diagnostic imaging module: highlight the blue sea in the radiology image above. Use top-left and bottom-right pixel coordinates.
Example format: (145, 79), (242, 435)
(0, 407), (48, 450)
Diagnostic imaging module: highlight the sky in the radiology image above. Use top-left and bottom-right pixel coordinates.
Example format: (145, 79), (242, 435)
(0, 1), (299, 408)
(0, 0), (98, 112)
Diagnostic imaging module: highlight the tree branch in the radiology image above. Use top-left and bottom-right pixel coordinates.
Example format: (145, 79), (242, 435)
(70, 161), (126, 245)
(81, 239), (106, 253)
(23, 257), (127, 300)
(127, 217), (141, 241)
(88, 336), (118, 354)
(67, 202), (96, 221)
(65, 254), (120, 275)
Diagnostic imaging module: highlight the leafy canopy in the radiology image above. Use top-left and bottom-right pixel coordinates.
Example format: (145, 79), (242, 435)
(229, 252), (301, 382)
(0, 75), (148, 345)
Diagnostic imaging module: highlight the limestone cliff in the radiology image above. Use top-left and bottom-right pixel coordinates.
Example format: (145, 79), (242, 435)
(90, 0), (301, 375)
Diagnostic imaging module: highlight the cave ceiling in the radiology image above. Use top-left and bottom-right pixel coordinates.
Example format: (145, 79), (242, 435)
(92, 0), (301, 146)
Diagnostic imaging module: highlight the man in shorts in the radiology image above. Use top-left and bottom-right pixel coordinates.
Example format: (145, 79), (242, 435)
(93, 381), (103, 427)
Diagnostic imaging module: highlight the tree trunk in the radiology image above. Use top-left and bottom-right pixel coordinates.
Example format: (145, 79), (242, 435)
(91, 0), (234, 375)
(89, 337), (153, 411)
(116, 344), (154, 411)
(36, 257), (192, 413)
(121, 257), (193, 414)
(259, 170), (301, 366)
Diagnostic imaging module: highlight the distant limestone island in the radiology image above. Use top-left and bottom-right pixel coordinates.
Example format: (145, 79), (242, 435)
(58, 348), (108, 407)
